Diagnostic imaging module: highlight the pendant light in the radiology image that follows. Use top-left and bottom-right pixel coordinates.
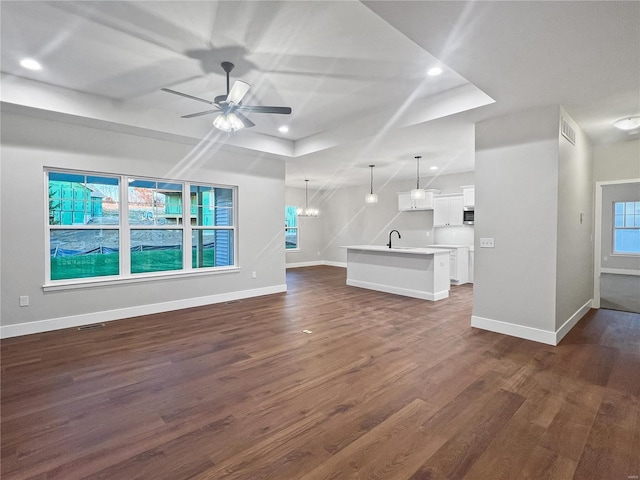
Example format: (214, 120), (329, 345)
(296, 179), (319, 217)
(365, 165), (378, 204)
(410, 155), (425, 200)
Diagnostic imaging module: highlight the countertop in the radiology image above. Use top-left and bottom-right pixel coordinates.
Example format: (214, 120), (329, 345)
(342, 245), (450, 255)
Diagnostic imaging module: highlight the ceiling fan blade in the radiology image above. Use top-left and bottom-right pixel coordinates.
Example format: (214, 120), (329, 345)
(237, 105), (292, 114)
(234, 111), (256, 128)
(227, 80), (251, 105)
(181, 109), (221, 119)
(161, 88), (215, 105)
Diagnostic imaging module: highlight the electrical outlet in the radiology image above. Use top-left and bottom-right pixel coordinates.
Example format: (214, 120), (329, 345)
(19, 295), (29, 307)
(480, 238), (495, 248)
(252, 271), (257, 279)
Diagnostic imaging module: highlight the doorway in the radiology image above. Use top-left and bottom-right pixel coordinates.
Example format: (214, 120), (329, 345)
(594, 180), (640, 313)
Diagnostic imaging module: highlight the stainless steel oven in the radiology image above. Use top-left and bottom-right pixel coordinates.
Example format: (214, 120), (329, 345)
(463, 209), (474, 225)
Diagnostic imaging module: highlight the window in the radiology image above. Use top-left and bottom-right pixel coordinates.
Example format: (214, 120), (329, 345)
(285, 205), (299, 250)
(46, 169), (237, 283)
(48, 172), (120, 280)
(613, 201), (640, 254)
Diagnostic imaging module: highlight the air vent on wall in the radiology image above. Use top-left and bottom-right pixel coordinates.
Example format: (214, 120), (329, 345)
(561, 117), (576, 145)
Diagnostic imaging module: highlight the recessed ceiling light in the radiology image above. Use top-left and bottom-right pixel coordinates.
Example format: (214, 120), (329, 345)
(614, 116), (640, 131)
(278, 125), (289, 133)
(427, 67), (442, 76)
(430, 166), (438, 171)
(20, 58), (42, 71)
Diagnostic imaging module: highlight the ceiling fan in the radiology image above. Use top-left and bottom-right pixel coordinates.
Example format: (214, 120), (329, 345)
(161, 61), (292, 132)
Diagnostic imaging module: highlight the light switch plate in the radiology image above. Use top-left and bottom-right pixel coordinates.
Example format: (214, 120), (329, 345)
(480, 238), (495, 248)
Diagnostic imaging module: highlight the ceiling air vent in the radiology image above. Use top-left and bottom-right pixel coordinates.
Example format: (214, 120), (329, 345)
(561, 117), (576, 145)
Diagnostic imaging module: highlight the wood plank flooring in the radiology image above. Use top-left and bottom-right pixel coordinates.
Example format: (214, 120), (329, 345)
(2, 266), (639, 479)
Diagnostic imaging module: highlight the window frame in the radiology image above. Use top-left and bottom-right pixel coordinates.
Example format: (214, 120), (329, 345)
(612, 200), (640, 256)
(44, 168), (239, 288)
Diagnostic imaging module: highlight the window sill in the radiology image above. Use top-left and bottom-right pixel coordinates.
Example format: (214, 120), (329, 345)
(43, 266), (241, 292)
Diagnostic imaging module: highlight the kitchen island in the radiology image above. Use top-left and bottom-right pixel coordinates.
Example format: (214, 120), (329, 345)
(342, 245), (451, 301)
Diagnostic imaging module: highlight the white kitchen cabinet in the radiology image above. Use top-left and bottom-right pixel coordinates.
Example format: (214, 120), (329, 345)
(433, 194), (464, 226)
(461, 185), (475, 209)
(397, 190), (439, 211)
(427, 245), (469, 285)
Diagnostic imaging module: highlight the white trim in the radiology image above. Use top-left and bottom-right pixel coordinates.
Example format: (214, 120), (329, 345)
(346, 279), (449, 301)
(471, 315), (557, 345)
(471, 298), (593, 346)
(555, 299), (593, 344)
(286, 261), (324, 268)
(1, 284), (287, 339)
(286, 261), (347, 269)
(594, 178), (640, 309)
(43, 266), (241, 292)
(323, 260), (347, 268)
(601, 267), (640, 276)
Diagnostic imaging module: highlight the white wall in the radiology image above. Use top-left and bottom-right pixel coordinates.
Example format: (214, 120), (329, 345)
(0, 111), (286, 337)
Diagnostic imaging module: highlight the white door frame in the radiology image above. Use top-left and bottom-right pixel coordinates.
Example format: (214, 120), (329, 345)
(593, 178), (640, 308)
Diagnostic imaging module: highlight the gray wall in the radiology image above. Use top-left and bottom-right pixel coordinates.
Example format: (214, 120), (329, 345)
(474, 106), (560, 332)
(1, 112), (286, 332)
(304, 172), (475, 265)
(555, 108), (594, 330)
(593, 139), (640, 182)
(474, 105), (594, 338)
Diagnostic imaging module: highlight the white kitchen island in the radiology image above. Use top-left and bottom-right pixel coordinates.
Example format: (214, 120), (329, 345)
(342, 245), (451, 301)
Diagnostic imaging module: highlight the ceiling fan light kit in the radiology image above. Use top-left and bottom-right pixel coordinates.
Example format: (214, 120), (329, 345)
(162, 62), (291, 133)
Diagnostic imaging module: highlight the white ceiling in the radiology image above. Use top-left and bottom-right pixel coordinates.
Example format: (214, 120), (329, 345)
(1, 1), (638, 190)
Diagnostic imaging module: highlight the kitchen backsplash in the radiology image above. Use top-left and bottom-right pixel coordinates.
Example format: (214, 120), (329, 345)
(433, 226), (474, 246)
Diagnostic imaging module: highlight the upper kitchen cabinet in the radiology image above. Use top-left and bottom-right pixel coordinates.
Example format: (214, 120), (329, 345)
(461, 185), (475, 209)
(397, 190), (440, 211)
(434, 194), (464, 226)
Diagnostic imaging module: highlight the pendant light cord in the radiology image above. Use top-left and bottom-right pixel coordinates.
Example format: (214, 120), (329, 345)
(415, 156), (422, 189)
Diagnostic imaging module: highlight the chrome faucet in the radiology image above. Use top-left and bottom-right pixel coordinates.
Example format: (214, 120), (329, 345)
(387, 229), (401, 248)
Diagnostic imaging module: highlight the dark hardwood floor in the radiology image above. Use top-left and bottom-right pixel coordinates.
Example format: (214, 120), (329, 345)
(2, 266), (639, 479)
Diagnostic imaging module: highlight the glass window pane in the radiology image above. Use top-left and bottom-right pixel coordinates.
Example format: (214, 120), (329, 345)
(130, 229), (183, 273)
(285, 205), (298, 228)
(50, 230), (119, 280)
(614, 202), (624, 215)
(129, 181), (183, 226)
(190, 186), (233, 227)
(192, 229), (216, 268)
(286, 227), (298, 249)
(191, 229), (234, 267)
(614, 229), (640, 254)
(86, 176), (119, 225)
(625, 213), (634, 227)
(49, 173), (89, 226)
(615, 214), (624, 227)
(634, 202), (640, 215)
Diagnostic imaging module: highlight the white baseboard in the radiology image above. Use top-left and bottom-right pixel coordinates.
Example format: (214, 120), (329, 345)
(471, 298), (593, 346)
(0, 284), (287, 339)
(286, 261), (346, 269)
(601, 268), (640, 276)
(555, 299), (593, 344)
(347, 279), (449, 301)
